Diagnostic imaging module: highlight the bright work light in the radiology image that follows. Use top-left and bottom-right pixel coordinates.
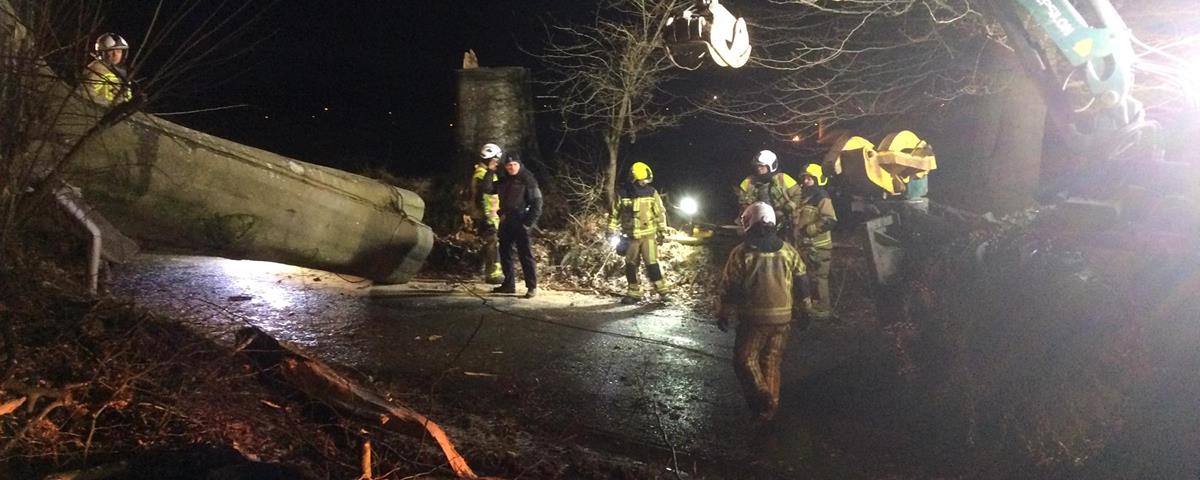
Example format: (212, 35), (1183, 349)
(679, 196), (699, 216)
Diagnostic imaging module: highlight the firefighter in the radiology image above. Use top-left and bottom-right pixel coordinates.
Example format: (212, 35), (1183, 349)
(607, 162), (672, 304)
(480, 154), (543, 298)
(717, 202), (808, 423)
(737, 150), (801, 243)
(795, 163), (837, 318)
(82, 33), (133, 105)
(470, 143), (504, 284)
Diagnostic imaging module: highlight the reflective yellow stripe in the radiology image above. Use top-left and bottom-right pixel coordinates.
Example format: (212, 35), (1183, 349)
(613, 195), (663, 238)
(739, 306), (792, 316)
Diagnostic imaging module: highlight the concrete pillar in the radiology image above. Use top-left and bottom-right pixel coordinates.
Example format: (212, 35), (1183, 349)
(455, 67), (543, 176)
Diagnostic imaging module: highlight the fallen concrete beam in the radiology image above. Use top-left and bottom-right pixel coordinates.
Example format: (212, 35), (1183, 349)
(0, 0), (431, 284)
(61, 108), (433, 284)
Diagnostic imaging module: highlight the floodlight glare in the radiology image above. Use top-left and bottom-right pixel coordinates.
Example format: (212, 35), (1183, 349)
(679, 196), (699, 216)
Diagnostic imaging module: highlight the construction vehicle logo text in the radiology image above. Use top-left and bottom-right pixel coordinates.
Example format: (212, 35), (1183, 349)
(1036, 0), (1076, 37)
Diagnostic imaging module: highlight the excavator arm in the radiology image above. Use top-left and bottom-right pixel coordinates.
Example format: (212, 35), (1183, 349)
(993, 0), (1156, 163)
(666, 0), (1156, 164)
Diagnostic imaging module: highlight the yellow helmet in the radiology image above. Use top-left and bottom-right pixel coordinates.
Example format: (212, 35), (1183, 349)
(630, 162), (653, 182)
(802, 163), (827, 186)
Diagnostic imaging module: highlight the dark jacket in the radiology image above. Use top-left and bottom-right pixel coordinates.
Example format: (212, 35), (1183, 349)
(482, 162), (543, 228)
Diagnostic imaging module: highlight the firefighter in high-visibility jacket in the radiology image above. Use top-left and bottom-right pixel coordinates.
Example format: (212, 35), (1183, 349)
(795, 163), (837, 318)
(608, 162), (672, 304)
(737, 150), (801, 243)
(82, 33), (133, 105)
(717, 202), (808, 423)
(470, 144), (504, 284)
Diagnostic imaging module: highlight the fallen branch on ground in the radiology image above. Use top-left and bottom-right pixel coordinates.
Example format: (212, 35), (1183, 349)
(236, 327), (479, 479)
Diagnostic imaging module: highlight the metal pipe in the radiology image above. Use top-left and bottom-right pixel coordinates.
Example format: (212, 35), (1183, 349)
(54, 186), (101, 294)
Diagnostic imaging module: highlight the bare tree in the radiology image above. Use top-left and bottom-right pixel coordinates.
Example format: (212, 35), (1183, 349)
(698, 0), (1196, 139)
(696, 0), (999, 137)
(539, 0), (692, 206)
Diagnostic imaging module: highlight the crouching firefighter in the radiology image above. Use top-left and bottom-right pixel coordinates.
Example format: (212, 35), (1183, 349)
(795, 163), (837, 319)
(608, 162), (672, 304)
(717, 202), (809, 422)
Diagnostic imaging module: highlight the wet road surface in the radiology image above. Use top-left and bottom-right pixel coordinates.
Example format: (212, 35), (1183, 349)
(112, 254), (890, 478)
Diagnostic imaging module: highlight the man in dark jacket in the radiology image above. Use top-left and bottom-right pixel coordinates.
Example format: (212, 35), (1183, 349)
(480, 154), (543, 298)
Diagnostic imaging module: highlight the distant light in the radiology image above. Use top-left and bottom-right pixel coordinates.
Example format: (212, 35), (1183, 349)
(712, 95), (719, 100)
(791, 135), (801, 142)
(310, 115), (316, 119)
(323, 107), (330, 111)
(388, 111), (393, 115)
(679, 197), (699, 216)
(449, 123), (454, 127)
(264, 115), (270, 119)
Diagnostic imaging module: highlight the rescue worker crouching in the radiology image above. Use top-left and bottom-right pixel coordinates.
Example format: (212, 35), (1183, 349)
(480, 154), (543, 298)
(470, 143), (504, 285)
(82, 33), (134, 106)
(607, 162), (672, 304)
(737, 150), (801, 243)
(717, 202), (808, 423)
(795, 163), (837, 319)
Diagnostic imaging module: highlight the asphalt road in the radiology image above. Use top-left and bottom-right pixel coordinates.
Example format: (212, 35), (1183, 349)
(112, 253), (902, 479)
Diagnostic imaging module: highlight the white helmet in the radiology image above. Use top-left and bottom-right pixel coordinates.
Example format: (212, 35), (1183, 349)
(753, 150), (777, 172)
(480, 143), (503, 161)
(94, 33), (129, 53)
(739, 201), (776, 233)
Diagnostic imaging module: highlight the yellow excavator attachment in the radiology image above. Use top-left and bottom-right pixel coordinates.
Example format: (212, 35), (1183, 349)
(823, 130), (937, 195)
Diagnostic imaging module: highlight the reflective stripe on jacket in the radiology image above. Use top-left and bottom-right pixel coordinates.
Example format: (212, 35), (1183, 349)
(718, 241), (806, 325)
(738, 173), (800, 224)
(608, 185), (668, 239)
(82, 60), (132, 105)
(470, 164), (500, 220)
(796, 188), (836, 249)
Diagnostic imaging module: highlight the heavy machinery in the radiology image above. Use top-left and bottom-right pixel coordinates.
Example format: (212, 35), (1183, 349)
(667, 0), (1156, 171)
(664, 0), (1193, 280)
(666, 4), (1199, 474)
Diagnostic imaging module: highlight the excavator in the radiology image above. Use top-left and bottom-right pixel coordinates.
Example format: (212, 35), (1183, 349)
(664, 0), (1196, 284)
(666, 0), (1154, 167)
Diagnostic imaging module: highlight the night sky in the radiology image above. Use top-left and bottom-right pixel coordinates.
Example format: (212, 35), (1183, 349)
(104, 1), (577, 172)
(92, 1), (772, 221)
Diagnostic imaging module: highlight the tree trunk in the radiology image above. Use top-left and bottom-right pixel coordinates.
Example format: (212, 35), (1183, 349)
(604, 139), (620, 208)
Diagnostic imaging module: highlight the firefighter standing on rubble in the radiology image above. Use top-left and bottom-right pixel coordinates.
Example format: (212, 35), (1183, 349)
(717, 202), (808, 423)
(480, 154), (543, 298)
(82, 33), (133, 105)
(608, 162), (672, 304)
(470, 144), (504, 285)
(737, 150), (801, 243)
(795, 163), (837, 318)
